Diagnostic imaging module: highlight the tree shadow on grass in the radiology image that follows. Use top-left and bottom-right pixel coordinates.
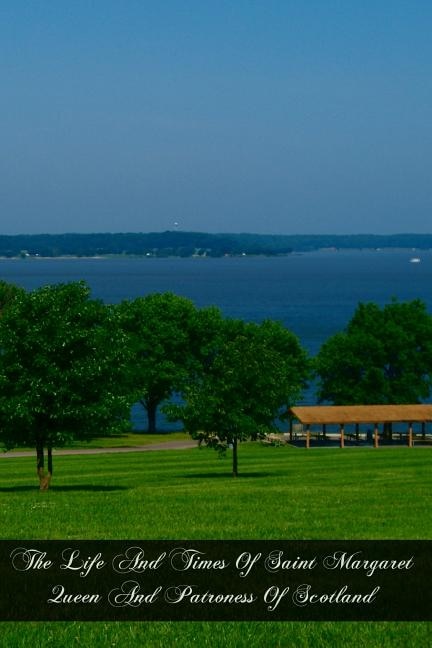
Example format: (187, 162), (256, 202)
(0, 485), (129, 493)
(53, 485), (129, 492)
(182, 471), (273, 479)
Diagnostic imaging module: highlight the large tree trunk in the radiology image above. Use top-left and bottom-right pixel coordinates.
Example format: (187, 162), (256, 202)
(36, 439), (52, 491)
(232, 437), (238, 477)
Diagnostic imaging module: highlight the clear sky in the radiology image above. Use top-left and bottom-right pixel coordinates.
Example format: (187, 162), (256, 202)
(1, 1), (431, 235)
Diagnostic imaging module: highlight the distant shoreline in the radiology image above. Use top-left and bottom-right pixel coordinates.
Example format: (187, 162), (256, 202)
(0, 247), (430, 261)
(0, 231), (431, 259)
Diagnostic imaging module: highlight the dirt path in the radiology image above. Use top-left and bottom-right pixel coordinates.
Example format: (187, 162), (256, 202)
(0, 440), (197, 458)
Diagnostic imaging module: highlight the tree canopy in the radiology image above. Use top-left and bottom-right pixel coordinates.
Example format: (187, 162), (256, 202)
(167, 317), (310, 476)
(0, 281), (132, 489)
(116, 293), (222, 432)
(2, 231), (432, 258)
(0, 280), (24, 315)
(315, 299), (432, 405)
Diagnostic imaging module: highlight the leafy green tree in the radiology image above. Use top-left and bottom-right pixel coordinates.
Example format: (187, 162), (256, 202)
(0, 280), (24, 315)
(315, 299), (432, 407)
(0, 281), (132, 489)
(167, 318), (310, 476)
(117, 293), (221, 433)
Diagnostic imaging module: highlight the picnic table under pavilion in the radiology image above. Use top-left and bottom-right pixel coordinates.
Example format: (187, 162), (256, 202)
(289, 404), (432, 448)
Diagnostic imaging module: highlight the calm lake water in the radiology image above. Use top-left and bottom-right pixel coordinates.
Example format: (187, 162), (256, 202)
(1, 249), (431, 424)
(1, 249), (431, 355)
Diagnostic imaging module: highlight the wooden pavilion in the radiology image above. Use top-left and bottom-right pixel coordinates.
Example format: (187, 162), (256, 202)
(289, 404), (432, 448)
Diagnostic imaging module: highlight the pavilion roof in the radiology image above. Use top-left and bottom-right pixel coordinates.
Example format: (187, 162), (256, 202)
(290, 404), (432, 425)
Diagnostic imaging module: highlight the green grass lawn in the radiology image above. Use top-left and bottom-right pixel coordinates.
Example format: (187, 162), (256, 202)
(0, 442), (430, 647)
(7, 429), (190, 451)
(70, 429), (191, 449)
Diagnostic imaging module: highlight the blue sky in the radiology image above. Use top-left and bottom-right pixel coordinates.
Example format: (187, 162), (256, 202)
(1, 1), (431, 235)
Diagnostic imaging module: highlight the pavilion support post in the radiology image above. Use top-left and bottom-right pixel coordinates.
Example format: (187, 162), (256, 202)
(408, 423), (413, 448)
(306, 425), (310, 449)
(355, 423), (359, 441)
(374, 424), (379, 448)
(340, 424), (345, 448)
(422, 422), (426, 440)
(322, 424), (327, 440)
(289, 417), (293, 442)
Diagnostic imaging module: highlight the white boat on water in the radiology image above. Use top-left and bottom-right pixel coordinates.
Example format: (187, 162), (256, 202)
(409, 257), (421, 263)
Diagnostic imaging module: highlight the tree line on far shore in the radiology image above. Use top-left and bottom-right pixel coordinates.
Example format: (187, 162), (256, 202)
(0, 280), (431, 488)
(2, 231), (432, 258)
